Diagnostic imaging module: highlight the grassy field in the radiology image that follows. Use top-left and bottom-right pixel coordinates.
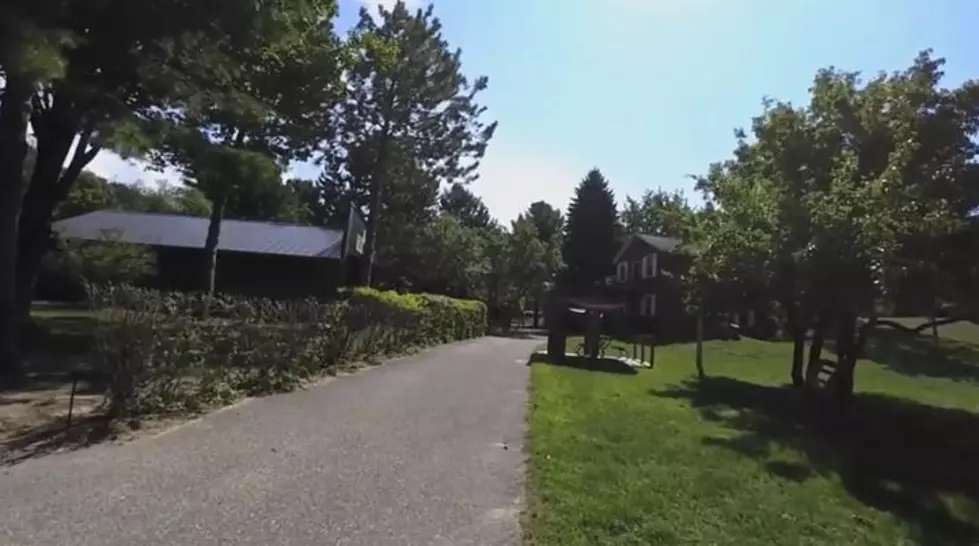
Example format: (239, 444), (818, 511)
(525, 323), (979, 545)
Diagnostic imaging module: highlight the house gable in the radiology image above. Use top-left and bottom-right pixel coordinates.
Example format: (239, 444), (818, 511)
(612, 233), (681, 264)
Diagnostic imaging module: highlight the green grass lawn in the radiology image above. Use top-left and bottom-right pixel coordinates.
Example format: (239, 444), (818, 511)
(525, 330), (979, 545)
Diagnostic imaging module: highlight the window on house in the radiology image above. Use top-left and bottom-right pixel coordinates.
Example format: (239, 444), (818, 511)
(616, 261), (629, 282)
(640, 294), (657, 317)
(641, 253), (658, 278)
(633, 261), (641, 281)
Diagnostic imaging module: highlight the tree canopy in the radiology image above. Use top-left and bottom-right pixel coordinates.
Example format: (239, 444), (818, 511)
(440, 183), (495, 230)
(688, 50), (979, 395)
(317, 2), (496, 285)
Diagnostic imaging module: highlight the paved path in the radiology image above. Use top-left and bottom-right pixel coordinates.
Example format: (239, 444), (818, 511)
(0, 336), (538, 546)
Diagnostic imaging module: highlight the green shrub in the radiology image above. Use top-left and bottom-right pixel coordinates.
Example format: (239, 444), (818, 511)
(87, 284), (487, 421)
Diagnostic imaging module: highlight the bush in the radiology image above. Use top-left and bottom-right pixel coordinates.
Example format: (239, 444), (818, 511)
(86, 284), (487, 421)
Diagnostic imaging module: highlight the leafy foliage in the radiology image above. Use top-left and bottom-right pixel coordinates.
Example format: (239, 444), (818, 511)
(411, 214), (490, 298)
(523, 201), (564, 244)
(0, 0), (349, 374)
(110, 182), (213, 217)
(620, 188), (695, 239)
(59, 232), (157, 286)
(689, 50), (979, 393)
(87, 284), (486, 420)
(439, 182), (495, 230)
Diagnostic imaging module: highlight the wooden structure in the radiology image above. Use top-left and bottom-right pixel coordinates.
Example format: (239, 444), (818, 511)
(545, 292), (657, 367)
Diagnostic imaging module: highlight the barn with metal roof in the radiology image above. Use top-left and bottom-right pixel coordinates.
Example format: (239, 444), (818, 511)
(51, 209), (366, 299)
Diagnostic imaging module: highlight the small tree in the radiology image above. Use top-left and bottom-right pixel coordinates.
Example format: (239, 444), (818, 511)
(60, 230), (156, 286)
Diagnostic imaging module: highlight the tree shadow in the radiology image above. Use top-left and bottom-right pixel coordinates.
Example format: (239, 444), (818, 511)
(834, 326), (979, 383)
(528, 352), (639, 375)
(1, 414), (114, 467)
(654, 376), (979, 545)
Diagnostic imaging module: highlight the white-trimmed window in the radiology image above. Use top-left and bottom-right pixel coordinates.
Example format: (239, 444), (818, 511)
(640, 294), (657, 317)
(616, 261), (629, 282)
(641, 253), (658, 278)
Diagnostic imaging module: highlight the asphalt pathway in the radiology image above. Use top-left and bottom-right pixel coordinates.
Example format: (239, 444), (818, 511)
(0, 336), (538, 546)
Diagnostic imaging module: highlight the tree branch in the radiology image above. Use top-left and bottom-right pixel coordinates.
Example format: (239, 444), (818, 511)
(56, 120), (101, 193)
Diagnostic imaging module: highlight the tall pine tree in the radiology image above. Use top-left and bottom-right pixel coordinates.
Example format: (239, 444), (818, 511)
(561, 168), (619, 289)
(318, 2), (496, 286)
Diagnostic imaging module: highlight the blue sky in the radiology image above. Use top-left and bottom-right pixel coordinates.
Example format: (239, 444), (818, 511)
(89, 0), (979, 223)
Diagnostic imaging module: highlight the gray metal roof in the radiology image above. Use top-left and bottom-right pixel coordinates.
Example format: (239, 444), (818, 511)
(635, 234), (682, 253)
(53, 210), (344, 259)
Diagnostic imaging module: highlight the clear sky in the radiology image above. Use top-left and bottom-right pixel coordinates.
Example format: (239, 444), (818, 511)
(88, 0), (979, 223)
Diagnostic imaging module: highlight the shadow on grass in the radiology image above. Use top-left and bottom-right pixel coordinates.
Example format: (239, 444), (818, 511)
(655, 376), (979, 545)
(838, 326), (979, 383)
(1, 414), (114, 467)
(528, 352), (638, 375)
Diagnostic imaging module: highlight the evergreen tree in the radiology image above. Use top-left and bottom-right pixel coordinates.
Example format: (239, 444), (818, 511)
(318, 2), (496, 286)
(561, 168), (619, 289)
(440, 183), (494, 230)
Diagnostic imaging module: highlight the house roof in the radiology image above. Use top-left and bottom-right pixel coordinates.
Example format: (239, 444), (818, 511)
(635, 234), (682, 253)
(53, 210), (345, 259)
(612, 233), (683, 263)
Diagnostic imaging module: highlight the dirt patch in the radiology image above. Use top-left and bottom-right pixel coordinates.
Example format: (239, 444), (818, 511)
(0, 374), (110, 464)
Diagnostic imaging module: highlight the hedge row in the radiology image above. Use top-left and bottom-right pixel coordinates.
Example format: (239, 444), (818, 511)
(86, 285), (487, 421)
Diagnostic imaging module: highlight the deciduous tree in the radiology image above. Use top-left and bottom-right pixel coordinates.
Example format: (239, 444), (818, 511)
(152, 0), (346, 297)
(1, 0), (335, 376)
(695, 51), (976, 400)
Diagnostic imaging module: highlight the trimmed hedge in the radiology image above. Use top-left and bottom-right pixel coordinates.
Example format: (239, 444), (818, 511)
(87, 285), (486, 421)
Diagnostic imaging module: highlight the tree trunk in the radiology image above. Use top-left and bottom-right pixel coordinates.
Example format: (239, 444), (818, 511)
(362, 95), (394, 287)
(363, 179), (382, 287)
(786, 302), (805, 387)
(804, 310), (830, 388)
(695, 311), (705, 380)
(15, 122), (90, 325)
(832, 312), (860, 410)
(791, 328), (805, 387)
(202, 193), (227, 307)
(0, 78), (32, 380)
